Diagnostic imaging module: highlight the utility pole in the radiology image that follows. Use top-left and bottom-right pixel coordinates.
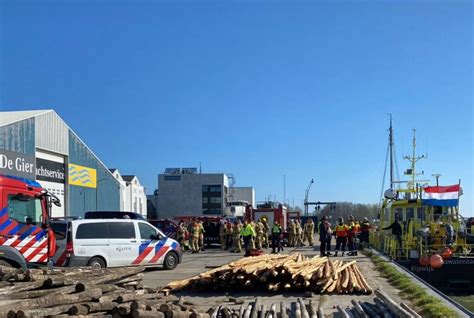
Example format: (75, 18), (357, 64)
(283, 174), (286, 207)
(432, 174), (441, 187)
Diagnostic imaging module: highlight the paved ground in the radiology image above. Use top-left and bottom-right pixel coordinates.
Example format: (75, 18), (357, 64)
(143, 244), (406, 316)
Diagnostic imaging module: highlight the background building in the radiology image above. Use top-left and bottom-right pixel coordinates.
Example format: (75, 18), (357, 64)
(0, 109), (120, 217)
(122, 175), (147, 217)
(157, 168), (230, 219)
(147, 189), (159, 220)
(109, 169), (147, 217)
(231, 187), (256, 207)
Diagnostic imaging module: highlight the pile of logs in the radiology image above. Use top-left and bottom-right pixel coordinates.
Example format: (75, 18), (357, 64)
(337, 290), (421, 318)
(209, 297), (325, 318)
(163, 253), (372, 294)
(0, 265), (210, 318)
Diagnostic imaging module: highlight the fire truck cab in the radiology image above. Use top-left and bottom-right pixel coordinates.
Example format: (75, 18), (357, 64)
(0, 175), (59, 269)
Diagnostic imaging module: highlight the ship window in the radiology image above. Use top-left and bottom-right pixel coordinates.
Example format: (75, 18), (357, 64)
(406, 208), (415, 220)
(384, 208), (391, 224)
(417, 207), (425, 220)
(394, 208), (403, 222)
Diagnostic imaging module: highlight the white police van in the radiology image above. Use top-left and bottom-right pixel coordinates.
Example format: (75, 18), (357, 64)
(51, 218), (181, 269)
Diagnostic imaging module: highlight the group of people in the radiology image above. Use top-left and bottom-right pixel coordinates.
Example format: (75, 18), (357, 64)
(176, 216), (373, 258)
(219, 217), (282, 255)
(318, 215), (371, 257)
(176, 219), (206, 253)
(287, 219), (316, 247)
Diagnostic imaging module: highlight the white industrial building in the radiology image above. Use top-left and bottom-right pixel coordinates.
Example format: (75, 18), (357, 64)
(110, 169), (147, 217)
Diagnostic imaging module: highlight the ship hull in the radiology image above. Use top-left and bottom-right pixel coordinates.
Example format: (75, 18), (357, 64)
(397, 258), (474, 292)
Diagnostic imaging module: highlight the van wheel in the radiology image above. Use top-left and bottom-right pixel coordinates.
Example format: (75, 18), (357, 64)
(163, 252), (178, 270)
(87, 257), (106, 269)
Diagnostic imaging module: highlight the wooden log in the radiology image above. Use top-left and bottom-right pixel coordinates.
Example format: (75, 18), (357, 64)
(374, 290), (412, 318)
(400, 302), (421, 318)
(280, 302), (287, 318)
(298, 298), (309, 318)
(130, 299), (164, 311)
(251, 298), (261, 318)
(117, 303), (133, 315)
(221, 306), (232, 318)
(243, 304), (252, 318)
(99, 289), (143, 303)
(336, 306), (350, 318)
(133, 309), (164, 318)
(0, 279), (46, 295)
(352, 265), (372, 293)
(3, 288), (102, 312)
(266, 303), (276, 318)
(363, 301), (383, 317)
(308, 300), (318, 318)
(114, 273), (144, 285)
(258, 304), (266, 318)
(295, 302), (302, 318)
(359, 301), (380, 318)
(86, 301), (119, 313)
(75, 283), (121, 293)
(5, 284), (76, 299)
(373, 298), (393, 318)
(69, 304), (89, 315)
(345, 308), (356, 318)
(2, 268), (23, 282)
(317, 307), (324, 318)
(116, 292), (156, 303)
(351, 299), (368, 318)
(190, 309), (210, 318)
(16, 304), (75, 318)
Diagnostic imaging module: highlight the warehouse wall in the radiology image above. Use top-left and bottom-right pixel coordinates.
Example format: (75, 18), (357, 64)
(68, 131), (120, 217)
(0, 119), (35, 155)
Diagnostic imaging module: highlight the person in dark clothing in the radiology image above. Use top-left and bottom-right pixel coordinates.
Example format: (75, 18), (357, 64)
(271, 221), (283, 253)
(382, 220), (402, 247)
(318, 216), (332, 256)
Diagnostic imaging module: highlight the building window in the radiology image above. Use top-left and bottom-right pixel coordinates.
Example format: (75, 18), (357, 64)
(134, 199), (137, 213)
(209, 185), (221, 192)
(164, 175), (181, 181)
(202, 197), (208, 204)
(210, 197), (221, 204)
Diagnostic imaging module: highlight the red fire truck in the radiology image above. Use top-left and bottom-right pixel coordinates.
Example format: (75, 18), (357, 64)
(0, 175), (59, 269)
(246, 202), (289, 229)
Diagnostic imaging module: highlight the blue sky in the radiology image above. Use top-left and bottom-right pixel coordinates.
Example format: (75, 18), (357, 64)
(1, 1), (472, 214)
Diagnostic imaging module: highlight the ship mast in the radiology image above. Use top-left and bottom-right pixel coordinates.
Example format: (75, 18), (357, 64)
(389, 114), (394, 189)
(403, 129), (426, 191)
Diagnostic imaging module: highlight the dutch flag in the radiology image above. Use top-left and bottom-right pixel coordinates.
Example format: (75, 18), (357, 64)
(422, 184), (461, 207)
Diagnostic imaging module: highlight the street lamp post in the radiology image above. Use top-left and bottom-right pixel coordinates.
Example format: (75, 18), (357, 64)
(304, 178), (314, 216)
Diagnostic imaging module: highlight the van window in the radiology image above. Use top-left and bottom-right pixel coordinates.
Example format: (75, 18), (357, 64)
(138, 223), (158, 240)
(108, 222), (135, 239)
(76, 223), (108, 239)
(7, 194), (43, 226)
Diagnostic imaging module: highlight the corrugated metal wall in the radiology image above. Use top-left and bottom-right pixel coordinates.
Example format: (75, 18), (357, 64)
(35, 111), (68, 155)
(0, 118), (35, 154)
(68, 131), (120, 217)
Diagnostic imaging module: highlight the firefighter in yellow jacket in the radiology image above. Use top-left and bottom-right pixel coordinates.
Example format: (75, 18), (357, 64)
(304, 219), (315, 246)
